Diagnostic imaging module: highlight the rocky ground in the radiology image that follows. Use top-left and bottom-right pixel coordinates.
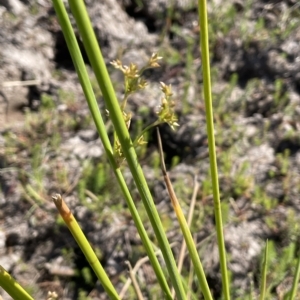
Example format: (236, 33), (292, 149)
(0, 0), (300, 299)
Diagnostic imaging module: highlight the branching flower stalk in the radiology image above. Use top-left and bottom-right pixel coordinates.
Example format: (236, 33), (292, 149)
(110, 53), (161, 109)
(157, 82), (179, 130)
(133, 82), (179, 147)
(111, 56), (179, 164)
(67, 0), (188, 296)
(50, 0), (174, 298)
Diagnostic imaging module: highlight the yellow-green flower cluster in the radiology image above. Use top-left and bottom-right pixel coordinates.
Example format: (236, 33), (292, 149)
(111, 61), (146, 97)
(147, 53), (163, 68)
(110, 53), (178, 164)
(157, 82), (179, 130)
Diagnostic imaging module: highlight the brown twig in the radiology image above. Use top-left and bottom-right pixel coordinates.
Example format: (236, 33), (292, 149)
(124, 261), (144, 300)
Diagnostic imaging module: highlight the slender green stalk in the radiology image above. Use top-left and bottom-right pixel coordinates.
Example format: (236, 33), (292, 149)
(289, 254), (300, 300)
(0, 265), (34, 300)
(51, 1), (172, 298)
(259, 240), (268, 300)
(52, 194), (120, 300)
(198, 1), (230, 299)
(24, 183), (45, 204)
(66, 0), (187, 299)
(157, 129), (213, 300)
(133, 120), (160, 146)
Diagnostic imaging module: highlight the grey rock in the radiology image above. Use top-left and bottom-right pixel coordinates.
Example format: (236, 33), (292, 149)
(86, 0), (156, 60)
(78, 129), (98, 142)
(60, 136), (103, 159)
(0, 0), (26, 14)
(242, 144), (275, 182)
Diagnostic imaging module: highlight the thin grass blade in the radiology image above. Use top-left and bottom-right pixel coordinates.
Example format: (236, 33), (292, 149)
(157, 129), (213, 300)
(288, 253), (300, 300)
(259, 240), (269, 300)
(176, 178), (199, 274)
(172, 179), (199, 298)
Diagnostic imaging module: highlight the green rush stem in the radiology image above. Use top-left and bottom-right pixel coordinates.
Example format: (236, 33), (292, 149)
(0, 266), (34, 300)
(52, 194), (120, 300)
(51, 0), (173, 298)
(198, 0), (230, 299)
(67, 0), (187, 298)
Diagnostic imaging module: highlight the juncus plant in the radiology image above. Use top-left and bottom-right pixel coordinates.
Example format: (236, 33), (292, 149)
(1, 0), (300, 299)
